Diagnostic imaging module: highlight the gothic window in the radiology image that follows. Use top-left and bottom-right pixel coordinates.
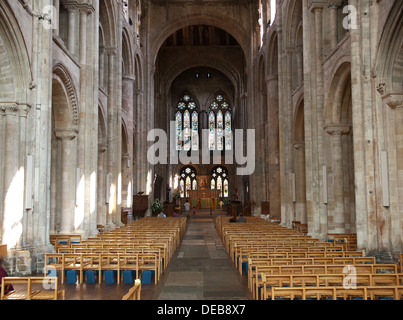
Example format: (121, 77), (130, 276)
(209, 93), (232, 151)
(180, 166), (197, 198)
(211, 166), (229, 198)
(176, 94), (199, 151)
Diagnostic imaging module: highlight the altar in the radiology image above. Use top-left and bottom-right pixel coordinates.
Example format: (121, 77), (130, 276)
(188, 190), (221, 209)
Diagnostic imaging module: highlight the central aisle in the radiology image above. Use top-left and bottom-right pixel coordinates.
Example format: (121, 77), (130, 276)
(153, 214), (249, 300)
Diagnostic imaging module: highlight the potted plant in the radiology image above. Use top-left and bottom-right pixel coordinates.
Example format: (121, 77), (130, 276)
(151, 199), (163, 216)
(173, 192), (180, 206)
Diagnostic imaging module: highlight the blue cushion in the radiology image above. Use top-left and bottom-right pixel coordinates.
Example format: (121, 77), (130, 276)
(104, 270), (115, 284)
(122, 270), (133, 284)
(66, 270), (77, 284)
(85, 270), (95, 284)
(142, 270), (152, 284)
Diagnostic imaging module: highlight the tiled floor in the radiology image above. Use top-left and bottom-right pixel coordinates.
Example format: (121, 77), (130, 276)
(11, 211), (251, 300)
(154, 215), (250, 300)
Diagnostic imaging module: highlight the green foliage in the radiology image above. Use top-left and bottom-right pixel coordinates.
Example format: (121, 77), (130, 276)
(151, 199), (163, 212)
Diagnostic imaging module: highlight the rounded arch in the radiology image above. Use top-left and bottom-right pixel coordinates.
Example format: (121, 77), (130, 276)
(0, 1), (31, 102)
(266, 30), (278, 76)
(99, 0), (117, 48)
(52, 62), (80, 128)
(122, 27), (134, 76)
(163, 58), (242, 100)
(293, 96), (305, 143)
(150, 15), (249, 66)
(284, 0), (303, 47)
(374, 0), (403, 92)
(325, 60), (352, 124)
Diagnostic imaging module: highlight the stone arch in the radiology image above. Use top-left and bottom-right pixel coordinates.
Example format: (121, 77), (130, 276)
(122, 27), (134, 76)
(99, 0), (117, 48)
(0, 1), (31, 102)
(324, 61), (355, 233)
(52, 62), (80, 129)
(293, 97), (307, 224)
(150, 14), (250, 67)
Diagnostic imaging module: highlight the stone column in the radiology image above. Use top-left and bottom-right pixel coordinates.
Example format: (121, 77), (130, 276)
(106, 47), (117, 229)
(312, 3), (326, 238)
(55, 129), (78, 235)
(328, 2), (340, 50)
(294, 142), (306, 224)
(1, 105), (23, 248)
(265, 75), (280, 217)
(99, 46), (105, 89)
(53, 0), (60, 36)
(325, 124), (351, 233)
(295, 46), (303, 86)
(65, 3), (77, 54)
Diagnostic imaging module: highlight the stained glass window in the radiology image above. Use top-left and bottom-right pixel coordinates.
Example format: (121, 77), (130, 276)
(183, 110), (191, 151)
(176, 111), (182, 151)
(180, 180), (185, 198)
(225, 112), (232, 151)
(209, 93), (232, 151)
(224, 179), (229, 198)
(179, 166), (197, 198)
(211, 166), (229, 198)
(175, 94), (199, 152)
(209, 111), (216, 150)
(217, 110), (224, 151)
(192, 111), (199, 151)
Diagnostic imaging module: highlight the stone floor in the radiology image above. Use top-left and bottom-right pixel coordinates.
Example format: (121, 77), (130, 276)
(153, 214), (250, 300)
(16, 210), (251, 300)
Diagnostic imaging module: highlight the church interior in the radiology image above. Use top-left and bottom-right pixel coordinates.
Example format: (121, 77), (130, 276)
(0, 0), (403, 301)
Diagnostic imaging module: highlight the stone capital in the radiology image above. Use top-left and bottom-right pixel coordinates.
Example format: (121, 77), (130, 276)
(265, 75), (278, 84)
(0, 103), (31, 117)
(63, 2), (78, 12)
(54, 128), (79, 140)
(294, 142), (305, 150)
(1, 104), (20, 116)
(328, 1), (343, 9)
(77, 3), (95, 14)
(98, 144), (107, 153)
(308, 0), (326, 12)
(381, 92), (403, 109)
(106, 47), (117, 56)
(324, 123), (351, 135)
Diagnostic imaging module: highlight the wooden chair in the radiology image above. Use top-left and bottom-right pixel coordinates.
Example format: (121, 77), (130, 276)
(122, 279), (142, 300)
(304, 287), (336, 300)
(335, 287), (367, 300)
(271, 287), (305, 300)
(366, 286), (400, 300)
(1, 277), (65, 300)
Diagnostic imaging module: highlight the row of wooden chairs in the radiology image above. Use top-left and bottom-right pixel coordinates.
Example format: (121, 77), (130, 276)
(45, 252), (160, 285)
(264, 285), (403, 300)
(216, 216), (402, 300)
(250, 263), (399, 299)
(1, 277), (65, 300)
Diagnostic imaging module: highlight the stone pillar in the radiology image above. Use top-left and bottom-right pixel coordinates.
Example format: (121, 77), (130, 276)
(294, 142), (306, 224)
(65, 4), (77, 54)
(328, 2), (340, 50)
(1, 105), (23, 249)
(312, 4), (326, 238)
(265, 75), (280, 217)
(99, 46), (105, 89)
(53, 0), (60, 36)
(55, 129), (78, 235)
(295, 46), (303, 86)
(325, 124), (351, 233)
(106, 48), (117, 229)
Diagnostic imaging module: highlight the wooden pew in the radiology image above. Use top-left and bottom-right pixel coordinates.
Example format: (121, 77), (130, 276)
(1, 277), (65, 300)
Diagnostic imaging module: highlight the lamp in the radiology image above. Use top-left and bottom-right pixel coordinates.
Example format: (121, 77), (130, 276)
(0, 244), (7, 258)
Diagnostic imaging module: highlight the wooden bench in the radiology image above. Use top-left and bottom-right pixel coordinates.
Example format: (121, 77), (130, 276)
(122, 279), (142, 300)
(1, 277), (65, 300)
